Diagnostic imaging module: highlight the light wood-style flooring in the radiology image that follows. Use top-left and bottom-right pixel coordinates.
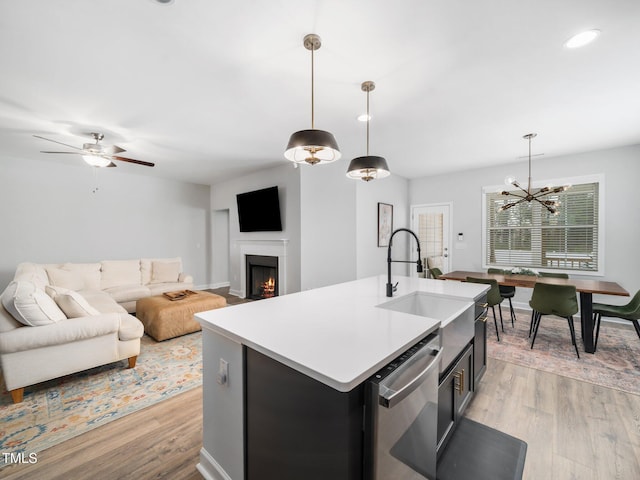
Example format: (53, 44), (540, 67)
(3, 360), (640, 479)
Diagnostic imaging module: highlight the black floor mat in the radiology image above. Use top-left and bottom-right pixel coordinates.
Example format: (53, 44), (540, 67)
(437, 417), (527, 480)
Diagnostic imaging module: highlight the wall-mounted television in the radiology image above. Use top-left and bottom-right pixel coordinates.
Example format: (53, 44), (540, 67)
(236, 186), (283, 232)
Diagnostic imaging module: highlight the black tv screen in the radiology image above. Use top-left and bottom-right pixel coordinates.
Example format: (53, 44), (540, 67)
(236, 186), (283, 232)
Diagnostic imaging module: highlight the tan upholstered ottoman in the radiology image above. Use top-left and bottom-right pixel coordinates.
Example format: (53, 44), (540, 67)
(136, 291), (227, 341)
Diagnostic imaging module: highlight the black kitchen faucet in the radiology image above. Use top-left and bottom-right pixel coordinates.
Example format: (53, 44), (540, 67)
(386, 228), (423, 297)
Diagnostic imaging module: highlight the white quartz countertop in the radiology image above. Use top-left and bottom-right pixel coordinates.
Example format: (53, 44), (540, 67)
(196, 275), (487, 392)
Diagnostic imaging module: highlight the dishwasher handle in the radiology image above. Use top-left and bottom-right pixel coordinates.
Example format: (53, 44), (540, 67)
(378, 347), (442, 409)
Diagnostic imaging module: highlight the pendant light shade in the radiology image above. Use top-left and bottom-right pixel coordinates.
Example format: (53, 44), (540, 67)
(285, 129), (340, 165)
(346, 155), (390, 181)
(285, 34), (341, 166)
(346, 81), (390, 181)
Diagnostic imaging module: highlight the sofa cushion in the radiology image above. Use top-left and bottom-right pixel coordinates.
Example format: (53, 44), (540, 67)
(46, 267), (85, 291)
(101, 260), (141, 289)
(150, 260), (181, 284)
(14, 263), (51, 290)
(81, 290), (128, 314)
(61, 263), (102, 290)
(103, 285), (151, 304)
(1, 281), (66, 326)
(141, 257), (182, 285)
(46, 286), (100, 318)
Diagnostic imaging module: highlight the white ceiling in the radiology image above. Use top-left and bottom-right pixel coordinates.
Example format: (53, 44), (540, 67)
(1, 0), (639, 185)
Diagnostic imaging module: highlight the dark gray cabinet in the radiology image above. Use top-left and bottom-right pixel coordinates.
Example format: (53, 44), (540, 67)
(245, 347), (364, 480)
(473, 312), (487, 387)
(436, 344), (473, 456)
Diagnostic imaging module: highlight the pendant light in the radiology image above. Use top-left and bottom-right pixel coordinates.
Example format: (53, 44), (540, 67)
(346, 81), (390, 181)
(499, 133), (570, 214)
(284, 34), (341, 166)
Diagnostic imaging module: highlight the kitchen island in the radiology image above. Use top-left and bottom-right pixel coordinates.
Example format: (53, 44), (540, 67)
(195, 275), (488, 480)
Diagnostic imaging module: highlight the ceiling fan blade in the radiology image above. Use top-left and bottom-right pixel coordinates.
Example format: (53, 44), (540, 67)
(40, 151), (83, 154)
(111, 155), (155, 167)
(103, 145), (126, 155)
(33, 135), (83, 151)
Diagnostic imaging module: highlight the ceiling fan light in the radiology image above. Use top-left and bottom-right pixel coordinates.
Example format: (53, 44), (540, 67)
(82, 154), (111, 167)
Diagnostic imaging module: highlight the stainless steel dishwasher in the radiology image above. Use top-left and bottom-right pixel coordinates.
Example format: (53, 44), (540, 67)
(364, 332), (442, 480)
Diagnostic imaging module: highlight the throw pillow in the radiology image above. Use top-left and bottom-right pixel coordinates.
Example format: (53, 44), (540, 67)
(140, 257), (182, 285)
(1, 281), (66, 326)
(45, 285), (100, 318)
(150, 261), (181, 284)
(46, 267), (85, 291)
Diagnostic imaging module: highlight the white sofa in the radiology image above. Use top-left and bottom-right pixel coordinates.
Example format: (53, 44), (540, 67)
(0, 257), (193, 403)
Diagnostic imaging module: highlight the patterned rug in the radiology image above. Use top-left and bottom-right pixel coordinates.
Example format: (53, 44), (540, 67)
(0, 332), (202, 466)
(487, 308), (640, 396)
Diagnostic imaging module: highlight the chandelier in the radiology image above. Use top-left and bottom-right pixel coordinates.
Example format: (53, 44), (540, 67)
(346, 81), (390, 182)
(499, 133), (570, 214)
(284, 34), (341, 166)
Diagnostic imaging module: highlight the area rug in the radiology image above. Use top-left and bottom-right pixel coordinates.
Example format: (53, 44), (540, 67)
(0, 332), (202, 466)
(487, 309), (640, 396)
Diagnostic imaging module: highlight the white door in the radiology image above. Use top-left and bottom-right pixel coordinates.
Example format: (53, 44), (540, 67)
(411, 203), (452, 275)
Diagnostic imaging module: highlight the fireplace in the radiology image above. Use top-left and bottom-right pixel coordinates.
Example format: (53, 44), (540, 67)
(246, 255), (279, 300)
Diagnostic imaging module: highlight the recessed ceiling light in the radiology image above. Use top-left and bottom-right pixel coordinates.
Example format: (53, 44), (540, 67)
(357, 114), (371, 122)
(564, 29), (600, 49)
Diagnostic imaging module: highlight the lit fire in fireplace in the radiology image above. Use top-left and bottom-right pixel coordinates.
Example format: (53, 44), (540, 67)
(261, 277), (276, 298)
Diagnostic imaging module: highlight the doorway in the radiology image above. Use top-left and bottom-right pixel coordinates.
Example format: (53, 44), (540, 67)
(411, 203), (452, 276)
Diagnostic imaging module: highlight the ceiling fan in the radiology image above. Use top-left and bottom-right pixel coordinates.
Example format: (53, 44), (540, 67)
(33, 132), (155, 168)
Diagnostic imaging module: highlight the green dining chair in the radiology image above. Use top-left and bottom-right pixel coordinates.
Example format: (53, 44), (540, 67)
(538, 272), (569, 279)
(429, 267), (443, 280)
(466, 277), (503, 341)
(592, 290), (640, 351)
(488, 268), (516, 327)
(529, 283), (580, 358)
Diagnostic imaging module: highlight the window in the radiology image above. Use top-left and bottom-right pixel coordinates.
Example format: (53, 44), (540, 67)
(482, 175), (603, 274)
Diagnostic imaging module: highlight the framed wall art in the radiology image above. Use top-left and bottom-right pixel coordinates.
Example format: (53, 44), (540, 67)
(378, 202), (393, 247)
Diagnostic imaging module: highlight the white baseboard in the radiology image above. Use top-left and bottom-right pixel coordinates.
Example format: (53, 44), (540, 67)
(228, 288), (243, 298)
(197, 448), (234, 480)
(195, 282), (230, 290)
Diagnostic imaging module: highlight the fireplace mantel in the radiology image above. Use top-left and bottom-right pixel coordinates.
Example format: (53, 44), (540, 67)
(236, 239), (288, 298)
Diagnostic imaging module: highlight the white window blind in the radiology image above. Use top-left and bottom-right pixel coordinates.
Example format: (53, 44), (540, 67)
(485, 181), (600, 272)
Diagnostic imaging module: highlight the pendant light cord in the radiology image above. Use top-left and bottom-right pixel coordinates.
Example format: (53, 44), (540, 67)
(366, 89), (370, 155)
(311, 46), (315, 129)
(527, 135), (532, 194)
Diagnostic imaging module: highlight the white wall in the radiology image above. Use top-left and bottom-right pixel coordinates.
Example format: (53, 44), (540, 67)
(212, 209), (230, 288)
(210, 164), (301, 294)
(356, 174), (411, 279)
(299, 162), (357, 290)
(0, 156), (211, 289)
(409, 144), (640, 306)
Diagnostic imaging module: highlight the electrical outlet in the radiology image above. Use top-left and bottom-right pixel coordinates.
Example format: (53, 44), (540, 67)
(217, 358), (229, 386)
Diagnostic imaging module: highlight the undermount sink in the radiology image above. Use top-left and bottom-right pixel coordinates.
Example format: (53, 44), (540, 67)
(377, 291), (475, 373)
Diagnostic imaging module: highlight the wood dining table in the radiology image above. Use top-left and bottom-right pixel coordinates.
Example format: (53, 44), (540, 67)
(439, 270), (630, 354)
